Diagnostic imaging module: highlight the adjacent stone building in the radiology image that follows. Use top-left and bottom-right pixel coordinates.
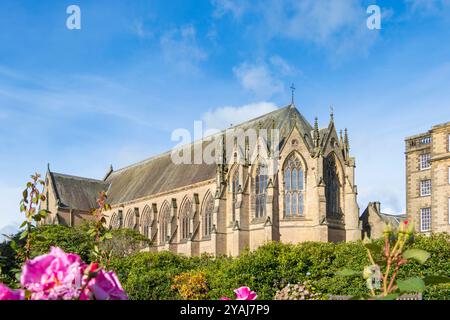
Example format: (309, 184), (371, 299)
(41, 104), (361, 256)
(405, 122), (450, 234)
(360, 202), (406, 240)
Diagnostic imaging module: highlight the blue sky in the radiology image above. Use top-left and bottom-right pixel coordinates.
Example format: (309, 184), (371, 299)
(1, 0), (450, 232)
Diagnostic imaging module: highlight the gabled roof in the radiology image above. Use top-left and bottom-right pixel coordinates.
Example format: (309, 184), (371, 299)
(379, 212), (407, 226)
(49, 104), (316, 208)
(50, 172), (110, 211)
(360, 202), (407, 227)
(104, 104), (315, 205)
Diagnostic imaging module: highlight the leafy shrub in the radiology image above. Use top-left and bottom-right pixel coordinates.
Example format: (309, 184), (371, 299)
(2, 224), (448, 300)
(24, 224), (93, 262)
(109, 251), (198, 300)
(109, 234), (449, 300)
(172, 271), (209, 300)
(0, 224), (151, 288)
(397, 233), (450, 300)
(99, 228), (152, 260)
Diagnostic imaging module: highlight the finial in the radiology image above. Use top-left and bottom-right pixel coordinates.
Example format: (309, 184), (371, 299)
(344, 128), (349, 149)
(313, 117), (320, 148)
(110, 164), (113, 171)
(330, 106), (334, 122)
(290, 83), (296, 105)
(47, 163), (50, 172)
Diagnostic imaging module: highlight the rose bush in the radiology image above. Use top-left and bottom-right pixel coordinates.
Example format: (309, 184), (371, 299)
(0, 247), (127, 300)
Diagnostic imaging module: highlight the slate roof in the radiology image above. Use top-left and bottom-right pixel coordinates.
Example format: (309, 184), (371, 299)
(50, 104), (317, 209)
(50, 172), (110, 211)
(104, 104), (314, 204)
(379, 213), (407, 226)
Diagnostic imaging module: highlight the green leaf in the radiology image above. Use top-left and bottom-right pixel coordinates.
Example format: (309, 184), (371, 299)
(20, 221), (28, 228)
(22, 189), (28, 201)
(423, 275), (450, 286)
(397, 277), (426, 293)
(104, 232), (113, 239)
(19, 229), (29, 240)
(38, 210), (49, 218)
(403, 249), (431, 264)
(9, 240), (17, 250)
(33, 235), (47, 242)
(336, 268), (361, 277)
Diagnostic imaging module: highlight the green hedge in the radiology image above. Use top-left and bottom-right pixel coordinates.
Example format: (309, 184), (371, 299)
(109, 234), (449, 300)
(1, 225), (449, 300)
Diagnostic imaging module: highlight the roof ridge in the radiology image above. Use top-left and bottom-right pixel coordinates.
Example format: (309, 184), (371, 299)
(380, 212), (407, 217)
(52, 172), (109, 184)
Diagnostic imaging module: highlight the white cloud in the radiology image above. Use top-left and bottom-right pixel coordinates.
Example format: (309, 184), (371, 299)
(202, 102), (278, 130)
(211, 0), (247, 18)
(131, 20), (153, 39)
(212, 0), (379, 61)
(269, 55), (297, 76)
(358, 185), (404, 216)
(405, 0), (450, 14)
(233, 56), (298, 99)
(160, 25), (207, 73)
(233, 62), (283, 99)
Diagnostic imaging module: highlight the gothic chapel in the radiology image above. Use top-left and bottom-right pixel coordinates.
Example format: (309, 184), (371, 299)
(41, 103), (361, 257)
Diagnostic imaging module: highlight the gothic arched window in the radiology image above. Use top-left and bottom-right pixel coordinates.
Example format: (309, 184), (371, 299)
(324, 155), (341, 219)
(284, 154), (305, 217)
(140, 206), (152, 238)
(232, 172), (239, 222)
(180, 200), (192, 240)
(124, 209), (135, 229)
(203, 194), (214, 237)
(110, 211), (122, 229)
(255, 164), (268, 218)
(159, 204), (170, 244)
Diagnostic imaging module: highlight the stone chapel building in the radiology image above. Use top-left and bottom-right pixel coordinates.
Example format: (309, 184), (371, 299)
(41, 104), (361, 257)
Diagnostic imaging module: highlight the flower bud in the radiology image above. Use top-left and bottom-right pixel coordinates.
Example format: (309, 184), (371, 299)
(406, 221), (414, 235)
(398, 220), (409, 234)
(383, 222), (392, 236)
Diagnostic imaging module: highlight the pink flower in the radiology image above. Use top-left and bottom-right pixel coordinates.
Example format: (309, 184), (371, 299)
(0, 284), (24, 300)
(220, 296), (232, 300)
(13, 247), (127, 300)
(20, 247), (86, 300)
(87, 269), (128, 300)
(234, 286), (257, 300)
